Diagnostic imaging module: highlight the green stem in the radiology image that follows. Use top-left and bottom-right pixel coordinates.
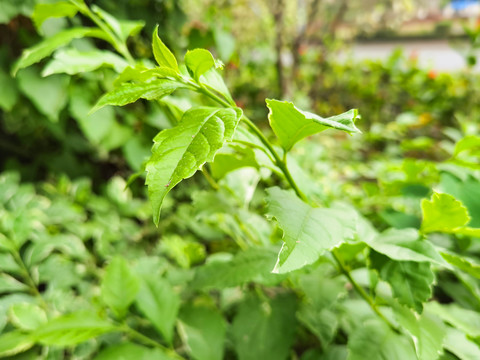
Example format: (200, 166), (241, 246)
(72, 0), (135, 65)
(122, 325), (185, 359)
(332, 250), (399, 332)
(191, 82), (308, 202)
(11, 251), (48, 310)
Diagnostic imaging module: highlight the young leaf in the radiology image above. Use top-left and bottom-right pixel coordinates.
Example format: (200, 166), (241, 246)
(371, 253), (434, 313)
(266, 99), (361, 151)
(91, 79), (184, 113)
(33, 312), (116, 346)
(232, 294), (297, 360)
(421, 193), (470, 233)
(91, 5), (144, 42)
(32, 1), (78, 30)
(135, 278), (179, 344)
(101, 257), (139, 318)
(152, 25), (179, 71)
(9, 303), (47, 331)
(185, 49), (216, 81)
(0, 331), (34, 358)
(363, 228), (446, 266)
(266, 187), (356, 273)
(42, 48), (128, 76)
(146, 107), (242, 225)
(178, 306), (226, 360)
(347, 319), (417, 360)
(12, 28), (107, 75)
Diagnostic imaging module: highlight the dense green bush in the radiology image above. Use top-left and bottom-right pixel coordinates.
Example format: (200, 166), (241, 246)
(2, 1), (480, 360)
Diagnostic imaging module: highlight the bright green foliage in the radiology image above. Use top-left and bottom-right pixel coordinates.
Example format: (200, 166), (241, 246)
(135, 277), (180, 344)
(9, 303), (47, 331)
(232, 295), (297, 360)
(443, 327), (480, 360)
(146, 106), (242, 225)
(266, 187), (356, 273)
(0, 331), (34, 358)
(421, 193), (470, 233)
(426, 302), (480, 337)
(91, 79), (184, 113)
(32, 2), (78, 29)
(178, 306), (226, 360)
(266, 99), (361, 151)
(42, 48), (128, 76)
(185, 49), (217, 81)
(90, 5), (144, 42)
(12, 28), (107, 75)
(441, 251), (480, 279)
(152, 25), (179, 71)
(101, 257), (139, 318)
(347, 319), (417, 360)
(33, 312), (116, 346)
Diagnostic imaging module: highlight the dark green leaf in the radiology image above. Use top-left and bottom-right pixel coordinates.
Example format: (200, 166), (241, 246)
(94, 342), (174, 360)
(178, 306), (226, 360)
(232, 294), (297, 360)
(135, 277), (179, 344)
(266, 99), (360, 151)
(146, 107), (242, 225)
(101, 257), (139, 318)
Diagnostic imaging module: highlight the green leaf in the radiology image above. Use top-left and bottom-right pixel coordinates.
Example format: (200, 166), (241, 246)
(9, 303), (47, 331)
(440, 251), (480, 279)
(0, 274), (29, 294)
(210, 145), (257, 179)
(232, 294), (297, 360)
(371, 252), (434, 313)
(200, 68), (235, 105)
(363, 228), (446, 266)
(146, 106), (242, 225)
(33, 312), (116, 346)
(12, 27), (107, 75)
(94, 343), (174, 360)
(266, 99), (361, 151)
(135, 277), (179, 344)
(425, 302), (480, 337)
(454, 135), (480, 156)
(266, 187), (356, 273)
(17, 68), (69, 122)
(347, 319), (417, 360)
(101, 257), (139, 318)
(91, 5), (144, 42)
(178, 306), (226, 360)
(0, 331), (34, 358)
(91, 79), (184, 113)
(193, 247), (281, 290)
(0, 68), (18, 111)
(32, 1), (78, 29)
(443, 327), (480, 360)
(185, 49), (216, 81)
(394, 305), (445, 360)
(152, 25), (179, 71)
(42, 48), (128, 76)
(421, 193), (470, 233)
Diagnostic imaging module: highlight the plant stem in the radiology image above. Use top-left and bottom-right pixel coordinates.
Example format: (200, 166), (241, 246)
(122, 325), (185, 359)
(192, 82), (309, 202)
(72, 0), (135, 65)
(11, 250), (48, 310)
(331, 250), (399, 332)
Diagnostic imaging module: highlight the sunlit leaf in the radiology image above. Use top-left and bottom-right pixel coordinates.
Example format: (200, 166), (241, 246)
(152, 25), (179, 71)
(421, 193), (470, 233)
